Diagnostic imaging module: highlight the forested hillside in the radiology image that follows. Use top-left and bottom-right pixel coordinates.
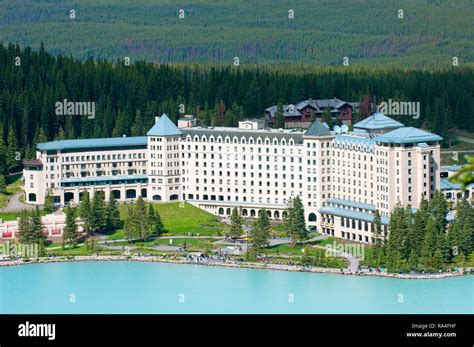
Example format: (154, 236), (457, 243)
(0, 42), (473, 180)
(0, 0), (473, 67)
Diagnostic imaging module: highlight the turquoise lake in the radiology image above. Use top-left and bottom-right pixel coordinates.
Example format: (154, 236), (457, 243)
(0, 262), (472, 314)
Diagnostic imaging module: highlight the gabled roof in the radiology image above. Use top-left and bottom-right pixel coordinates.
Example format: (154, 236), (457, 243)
(353, 112), (404, 130)
(265, 98), (357, 118)
(147, 113), (182, 136)
(37, 136), (148, 151)
(316, 98), (348, 109)
(376, 127), (443, 144)
(305, 120), (331, 137)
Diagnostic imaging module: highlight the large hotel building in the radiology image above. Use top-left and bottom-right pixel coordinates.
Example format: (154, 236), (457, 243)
(23, 112), (453, 243)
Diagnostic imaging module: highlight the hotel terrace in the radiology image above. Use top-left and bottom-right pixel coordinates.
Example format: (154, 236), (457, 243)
(20, 112), (472, 243)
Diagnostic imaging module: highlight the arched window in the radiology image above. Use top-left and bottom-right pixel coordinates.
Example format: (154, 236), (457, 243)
(126, 189), (136, 199)
(64, 192), (74, 203)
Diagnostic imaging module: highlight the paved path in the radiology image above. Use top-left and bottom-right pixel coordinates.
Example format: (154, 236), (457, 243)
(302, 234), (330, 243)
(0, 192), (36, 212)
(457, 136), (474, 144)
(312, 244), (360, 272)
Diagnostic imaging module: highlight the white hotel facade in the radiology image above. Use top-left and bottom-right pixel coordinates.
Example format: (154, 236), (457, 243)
(23, 112), (449, 243)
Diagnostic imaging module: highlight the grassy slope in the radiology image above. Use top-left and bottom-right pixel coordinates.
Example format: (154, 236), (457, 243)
(0, 0), (472, 67)
(115, 202), (224, 236)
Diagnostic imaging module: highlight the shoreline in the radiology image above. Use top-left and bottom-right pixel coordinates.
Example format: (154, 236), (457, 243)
(0, 255), (469, 280)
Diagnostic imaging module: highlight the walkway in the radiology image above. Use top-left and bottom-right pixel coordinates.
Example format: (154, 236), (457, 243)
(312, 244), (360, 272)
(0, 192), (36, 212)
(457, 136), (474, 144)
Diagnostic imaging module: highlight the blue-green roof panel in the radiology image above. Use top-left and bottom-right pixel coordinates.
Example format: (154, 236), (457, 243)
(147, 113), (182, 136)
(326, 198), (376, 211)
(353, 112), (404, 130)
(319, 206), (389, 225)
(376, 127), (443, 144)
(305, 120), (331, 136)
(37, 136), (148, 151)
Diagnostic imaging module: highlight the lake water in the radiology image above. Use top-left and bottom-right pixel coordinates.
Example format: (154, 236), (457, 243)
(0, 261), (472, 314)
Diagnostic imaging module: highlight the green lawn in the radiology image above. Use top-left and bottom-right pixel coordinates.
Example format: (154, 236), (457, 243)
(108, 237), (217, 249)
(0, 210), (48, 221)
(116, 202), (225, 236)
(45, 245), (93, 256)
(263, 244), (306, 255)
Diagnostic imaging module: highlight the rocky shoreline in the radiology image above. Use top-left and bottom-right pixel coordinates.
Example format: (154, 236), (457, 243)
(0, 255), (469, 280)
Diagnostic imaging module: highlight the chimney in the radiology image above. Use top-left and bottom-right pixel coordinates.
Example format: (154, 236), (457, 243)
(155, 116), (160, 124)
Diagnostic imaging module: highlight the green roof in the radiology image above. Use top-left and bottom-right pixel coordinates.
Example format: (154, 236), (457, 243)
(305, 120), (331, 136)
(147, 113), (182, 136)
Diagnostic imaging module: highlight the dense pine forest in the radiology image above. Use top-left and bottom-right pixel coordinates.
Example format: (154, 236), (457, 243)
(0, 42), (473, 178)
(366, 194), (474, 272)
(0, 0), (473, 67)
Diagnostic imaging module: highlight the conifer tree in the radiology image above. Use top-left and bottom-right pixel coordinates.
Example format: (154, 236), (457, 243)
(79, 191), (92, 237)
(420, 217), (438, 270)
(105, 193), (121, 231)
(371, 209), (384, 265)
(135, 196), (148, 241)
(124, 207), (136, 243)
(63, 204), (78, 248)
(274, 101), (285, 129)
(250, 209), (271, 251)
(6, 125), (19, 173)
(0, 174), (6, 193)
(229, 207), (243, 238)
(90, 191), (106, 234)
(284, 196), (307, 244)
(17, 210), (35, 244)
(43, 189), (55, 213)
